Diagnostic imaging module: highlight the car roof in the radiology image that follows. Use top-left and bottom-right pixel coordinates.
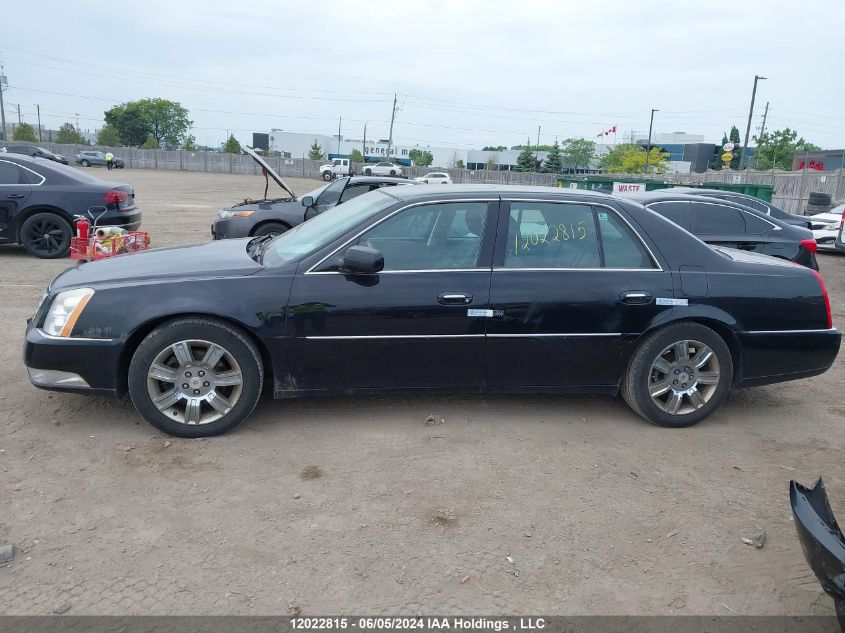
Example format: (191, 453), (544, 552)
(383, 184), (613, 202)
(349, 176), (419, 185)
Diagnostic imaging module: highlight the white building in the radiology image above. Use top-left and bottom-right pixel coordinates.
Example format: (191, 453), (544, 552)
(268, 130), (468, 168)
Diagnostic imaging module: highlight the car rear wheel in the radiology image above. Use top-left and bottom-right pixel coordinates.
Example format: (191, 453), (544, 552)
(622, 322), (732, 428)
(128, 318), (263, 437)
(252, 222), (289, 238)
(389, 170), (396, 176)
(364, 168), (372, 176)
(20, 213), (72, 259)
(80, 160), (90, 167)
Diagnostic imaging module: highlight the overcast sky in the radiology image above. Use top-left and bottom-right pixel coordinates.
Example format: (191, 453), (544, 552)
(2, 0), (844, 150)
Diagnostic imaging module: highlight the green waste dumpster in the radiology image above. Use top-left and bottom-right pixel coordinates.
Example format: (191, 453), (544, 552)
(555, 175), (773, 202)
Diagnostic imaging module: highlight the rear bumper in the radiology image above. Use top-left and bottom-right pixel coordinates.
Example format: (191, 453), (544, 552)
(736, 327), (841, 387)
(23, 323), (123, 397)
(97, 209), (142, 232)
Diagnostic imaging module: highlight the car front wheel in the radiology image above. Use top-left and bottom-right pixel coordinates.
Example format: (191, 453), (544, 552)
(622, 322), (732, 428)
(322, 171), (333, 181)
(364, 168), (372, 176)
(80, 160), (90, 167)
(128, 318), (263, 437)
(252, 222), (289, 238)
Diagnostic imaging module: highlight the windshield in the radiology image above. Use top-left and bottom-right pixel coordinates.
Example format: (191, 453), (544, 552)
(263, 189), (397, 267)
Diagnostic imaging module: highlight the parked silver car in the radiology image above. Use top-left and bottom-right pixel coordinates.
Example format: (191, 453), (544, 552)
(75, 150), (124, 168)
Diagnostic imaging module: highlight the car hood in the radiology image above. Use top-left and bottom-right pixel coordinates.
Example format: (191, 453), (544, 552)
(244, 146), (295, 198)
(50, 239), (262, 291)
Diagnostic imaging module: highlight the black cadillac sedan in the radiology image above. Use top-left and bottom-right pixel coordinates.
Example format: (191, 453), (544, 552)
(24, 185), (840, 437)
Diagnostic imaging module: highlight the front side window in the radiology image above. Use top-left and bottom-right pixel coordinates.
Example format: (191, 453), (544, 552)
(354, 202), (489, 270)
(646, 201), (689, 228)
(316, 177), (348, 207)
(504, 202), (655, 269)
(338, 184), (371, 203)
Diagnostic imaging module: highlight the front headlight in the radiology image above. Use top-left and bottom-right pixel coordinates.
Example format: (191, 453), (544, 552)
(42, 288), (95, 337)
(218, 209), (256, 219)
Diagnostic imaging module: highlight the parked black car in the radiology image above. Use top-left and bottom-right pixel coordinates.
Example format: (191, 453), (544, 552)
(790, 479), (845, 629)
(669, 187), (812, 228)
(616, 190), (819, 270)
(75, 151), (124, 168)
(25, 185), (839, 437)
(211, 147), (418, 239)
(1, 144), (69, 165)
(0, 154), (140, 258)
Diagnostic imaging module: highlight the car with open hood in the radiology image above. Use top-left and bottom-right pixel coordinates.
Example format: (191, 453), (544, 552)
(24, 185), (839, 437)
(211, 147), (417, 240)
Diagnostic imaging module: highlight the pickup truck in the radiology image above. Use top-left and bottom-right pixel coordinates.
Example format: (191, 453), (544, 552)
(363, 162), (402, 177)
(319, 158), (354, 181)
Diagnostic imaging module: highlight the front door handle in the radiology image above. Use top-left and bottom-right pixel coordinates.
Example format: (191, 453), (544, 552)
(620, 291), (652, 305)
(7, 194), (25, 199)
(438, 292), (473, 305)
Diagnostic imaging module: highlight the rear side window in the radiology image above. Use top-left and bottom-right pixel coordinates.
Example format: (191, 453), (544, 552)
(719, 194), (769, 214)
(743, 212), (775, 234)
(691, 202), (746, 234)
(0, 160), (40, 185)
(646, 201), (689, 228)
(504, 202), (655, 269)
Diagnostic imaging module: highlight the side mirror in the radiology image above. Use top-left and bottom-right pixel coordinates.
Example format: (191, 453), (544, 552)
(301, 195), (314, 207)
(340, 246), (384, 274)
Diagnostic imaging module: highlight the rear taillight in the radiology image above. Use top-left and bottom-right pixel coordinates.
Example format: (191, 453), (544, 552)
(811, 270), (832, 329)
(800, 238), (818, 254)
(103, 189), (128, 205)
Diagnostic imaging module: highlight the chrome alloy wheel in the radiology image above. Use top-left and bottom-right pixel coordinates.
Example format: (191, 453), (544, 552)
(146, 339), (243, 425)
(648, 339), (720, 416)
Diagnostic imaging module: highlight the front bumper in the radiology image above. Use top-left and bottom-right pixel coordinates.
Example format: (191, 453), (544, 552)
(736, 327), (841, 387)
(23, 323), (124, 397)
(211, 217), (253, 240)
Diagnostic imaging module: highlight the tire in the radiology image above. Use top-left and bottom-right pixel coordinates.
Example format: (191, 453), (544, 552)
(322, 171), (333, 181)
(364, 168), (372, 176)
(621, 322), (733, 428)
(251, 222), (289, 238)
(80, 160), (90, 167)
(128, 318), (264, 437)
(389, 170), (396, 176)
(19, 212), (72, 259)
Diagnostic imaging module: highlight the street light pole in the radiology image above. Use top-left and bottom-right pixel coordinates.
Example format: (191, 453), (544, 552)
(362, 121), (367, 165)
(740, 74), (766, 170)
(0, 66), (6, 141)
(644, 108), (658, 173)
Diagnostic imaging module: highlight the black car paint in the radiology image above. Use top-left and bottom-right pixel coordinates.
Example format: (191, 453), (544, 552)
(790, 479), (845, 629)
(25, 185), (839, 404)
(0, 154), (140, 247)
(669, 187), (812, 228)
(2, 144), (70, 164)
(616, 190), (818, 270)
(211, 175), (417, 239)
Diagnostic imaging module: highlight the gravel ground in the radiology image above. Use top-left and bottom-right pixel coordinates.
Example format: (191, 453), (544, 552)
(0, 168), (843, 616)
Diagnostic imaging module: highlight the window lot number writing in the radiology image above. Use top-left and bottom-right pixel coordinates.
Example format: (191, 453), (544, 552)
(515, 220), (588, 254)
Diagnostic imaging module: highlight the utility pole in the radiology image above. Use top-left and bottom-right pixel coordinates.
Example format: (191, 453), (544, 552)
(0, 65), (6, 141)
(535, 125), (541, 161)
(362, 121), (367, 164)
(644, 108), (658, 173)
(36, 104), (42, 141)
(754, 101), (769, 170)
(76, 113), (81, 133)
(386, 93), (397, 163)
(740, 74), (766, 170)
(337, 116), (341, 156)
(14, 103), (21, 124)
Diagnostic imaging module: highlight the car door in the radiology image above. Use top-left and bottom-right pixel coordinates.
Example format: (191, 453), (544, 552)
(285, 198), (498, 391)
(486, 198), (673, 388)
(0, 160), (33, 244)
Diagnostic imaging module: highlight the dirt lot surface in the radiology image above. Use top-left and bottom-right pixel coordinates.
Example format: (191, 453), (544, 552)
(0, 168), (843, 616)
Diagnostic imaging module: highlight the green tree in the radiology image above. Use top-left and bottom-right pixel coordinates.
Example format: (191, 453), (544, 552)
(181, 135), (198, 151)
(561, 138), (596, 172)
(104, 98), (191, 147)
(222, 134), (242, 154)
(512, 143), (556, 152)
(542, 141), (563, 173)
(484, 154), (497, 170)
(141, 136), (160, 149)
(55, 122), (83, 144)
(96, 123), (122, 147)
(753, 128), (820, 171)
(12, 122), (37, 142)
(409, 149), (433, 167)
(514, 144), (538, 172)
(482, 145), (507, 152)
(455, 159), (465, 169)
(350, 148), (364, 163)
(307, 139), (324, 160)
(600, 144), (669, 174)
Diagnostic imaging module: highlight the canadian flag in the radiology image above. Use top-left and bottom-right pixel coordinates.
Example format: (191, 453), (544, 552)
(596, 124), (617, 137)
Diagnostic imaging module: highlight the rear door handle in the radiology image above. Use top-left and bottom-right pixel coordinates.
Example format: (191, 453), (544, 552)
(7, 194), (25, 199)
(438, 292), (473, 305)
(620, 291), (652, 305)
